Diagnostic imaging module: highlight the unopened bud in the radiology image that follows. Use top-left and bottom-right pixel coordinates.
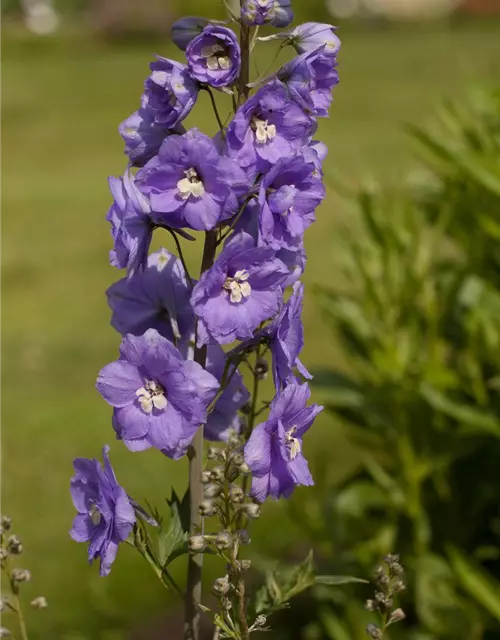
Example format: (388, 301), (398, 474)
(30, 596), (48, 610)
(254, 614), (267, 627)
(245, 503), (261, 519)
(6, 536), (22, 555)
(188, 535), (206, 552)
(0, 628), (12, 638)
(0, 516), (12, 532)
(240, 559), (252, 571)
(213, 575), (230, 595)
(229, 486), (245, 504)
(231, 452), (245, 467)
(236, 529), (250, 544)
(207, 447), (220, 460)
(378, 573), (390, 586)
(171, 16), (209, 51)
(389, 608), (406, 624)
(365, 599), (375, 611)
(200, 471), (212, 484)
(199, 500), (215, 517)
(12, 569), (31, 583)
(366, 624), (382, 639)
(238, 462), (250, 475)
(0, 599), (8, 613)
(210, 466), (225, 482)
(384, 553), (400, 566)
(391, 562), (403, 575)
(215, 531), (232, 551)
(203, 483), (221, 499)
(227, 432), (240, 447)
(0, 549), (8, 561)
(255, 357), (268, 380)
(393, 579), (406, 592)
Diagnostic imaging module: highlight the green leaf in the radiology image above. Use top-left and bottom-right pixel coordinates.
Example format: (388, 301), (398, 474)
(157, 488), (190, 568)
(448, 546), (500, 622)
(315, 575), (368, 586)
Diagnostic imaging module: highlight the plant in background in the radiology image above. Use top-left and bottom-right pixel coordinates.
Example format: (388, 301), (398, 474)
(296, 90), (500, 639)
(68, 3), (351, 638)
(1, 515), (48, 640)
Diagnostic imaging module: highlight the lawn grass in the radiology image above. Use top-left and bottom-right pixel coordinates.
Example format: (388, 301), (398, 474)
(2, 18), (500, 639)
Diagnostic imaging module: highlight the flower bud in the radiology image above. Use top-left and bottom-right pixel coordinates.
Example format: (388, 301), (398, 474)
(254, 614), (267, 627)
(391, 562), (403, 575)
(393, 579), (406, 592)
(199, 500), (215, 517)
(207, 447), (219, 460)
(203, 483), (221, 499)
(0, 628), (12, 638)
(365, 599), (375, 611)
(238, 462), (250, 475)
(231, 452), (245, 467)
(0, 549), (8, 561)
(200, 471), (212, 484)
(171, 16), (209, 51)
(213, 575), (230, 595)
(215, 531), (232, 551)
(188, 535), (206, 552)
(12, 569), (31, 583)
(0, 516), (12, 532)
(6, 536), (22, 555)
(229, 486), (245, 504)
(0, 599), (8, 613)
(255, 357), (269, 380)
(245, 503), (261, 519)
(210, 466), (225, 482)
(389, 608), (406, 624)
(240, 559), (252, 572)
(366, 624), (382, 639)
(227, 432), (240, 447)
(235, 529), (250, 545)
(30, 596), (48, 610)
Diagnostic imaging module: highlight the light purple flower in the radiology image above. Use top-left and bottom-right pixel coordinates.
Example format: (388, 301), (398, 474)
(107, 249), (194, 344)
(186, 25), (241, 88)
(226, 81), (316, 172)
(96, 330), (219, 459)
(137, 129), (246, 231)
(205, 345), (250, 441)
(265, 282), (312, 389)
(191, 232), (288, 346)
(259, 155), (325, 251)
(70, 446), (135, 576)
(119, 110), (184, 168)
(171, 16), (209, 50)
(107, 169), (153, 278)
(241, 0), (293, 27)
(278, 46), (339, 118)
(288, 22), (341, 55)
(141, 57), (199, 128)
(244, 381), (323, 501)
(277, 246), (307, 287)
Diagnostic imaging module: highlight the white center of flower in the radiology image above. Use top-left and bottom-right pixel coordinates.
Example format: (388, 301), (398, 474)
(200, 43), (231, 71)
(223, 269), (252, 304)
(89, 503), (102, 526)
(177, 167), (205, 200)
(136, 379), (168, 414)
(284, 426), (301, 460)
(252, 117), (277, 145)
(156, 249), (170, 272)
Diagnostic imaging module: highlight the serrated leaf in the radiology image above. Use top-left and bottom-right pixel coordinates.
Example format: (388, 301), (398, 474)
(315, 575), (368, 586)
(157, 488), (190, 568)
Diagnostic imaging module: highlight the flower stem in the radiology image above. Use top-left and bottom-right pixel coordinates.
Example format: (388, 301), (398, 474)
(185, 230), (218, 640)
(238, 3), (251, 105)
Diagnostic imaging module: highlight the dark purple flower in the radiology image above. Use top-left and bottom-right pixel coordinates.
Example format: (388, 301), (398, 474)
(186, 26), (241, 88)
(288, 22), (341, 55)
(258, 155), (325, 251)
(241, 0), (293, 27)
(278, 47), (339, 118)
(119, 111), (184, 168)
(96, 330), (219, 459)
(107, 169), (153, 278)
(107, 248), (194, 344)
(226, 81), (316, 172)
(244, 381), (322, 501)
(191, 232), (288, 346)
(205, 345), (250, 441)
(137, 129), (246, 231)
(141, 57), (199, 128)
(70, 446), (135, 576)
(265, 282), (311, 389)
(171, 16), (209, 50)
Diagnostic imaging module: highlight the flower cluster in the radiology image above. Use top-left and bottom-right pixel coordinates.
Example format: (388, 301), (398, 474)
(70, 0), (339, 592)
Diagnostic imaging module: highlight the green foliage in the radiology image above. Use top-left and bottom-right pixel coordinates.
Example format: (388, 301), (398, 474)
(306, 90), (500, 638)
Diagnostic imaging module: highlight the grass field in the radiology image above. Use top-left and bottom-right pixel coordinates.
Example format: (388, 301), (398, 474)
(3, 18), (500, 639)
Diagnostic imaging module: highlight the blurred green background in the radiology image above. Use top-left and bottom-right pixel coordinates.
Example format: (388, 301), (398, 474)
(3, 0), (500, 638)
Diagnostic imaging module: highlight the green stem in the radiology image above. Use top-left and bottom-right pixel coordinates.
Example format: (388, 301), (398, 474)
(204, 87), (226, 137)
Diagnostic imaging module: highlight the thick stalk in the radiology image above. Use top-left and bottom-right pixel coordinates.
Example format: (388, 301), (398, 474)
(185, 230), (218, 640)
(238, 2), (251, 105)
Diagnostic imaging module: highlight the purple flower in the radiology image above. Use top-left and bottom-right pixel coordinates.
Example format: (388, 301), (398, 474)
(226, 81), (316, 172)
(137, 129), (244, 231)
(107, 249), (194, 344)
(171, 16), (209, 50)
(141, 57), (199, 128)
(277, 246), (307, 287)
(278, 47), (339, 118)
(119, 110), (184, 168)
(259, 155), (325, 251)
(107, 169), (153, 278)
(244, 381), (323, 501)
(265, 282), (312, 389)
(96, 330), (219, 459)
(186, 26), (241, 88)
(70, 446), (135, 576)
(288, 22), (341, 55)
(241, 0), (293, 27)
(191, 232), (288, 346)
(205, 345), (250, 441)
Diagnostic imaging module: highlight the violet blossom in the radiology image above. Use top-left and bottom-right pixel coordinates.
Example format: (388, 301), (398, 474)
(288, 22), (341, 55)
(191, 232), (288, 346)
(119, 110), (184, 168)
(171, 16), (209, 51)
(241, 0), (293, 27)
(70, 446), (135, 576)
(186, 25), (241, 88)
(96, 330), (219, 459)
(244, 381), (323, 501)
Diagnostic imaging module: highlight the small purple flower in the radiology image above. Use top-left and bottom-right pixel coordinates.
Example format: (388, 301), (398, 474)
(265, 282), (312, 389)
(107, 169), (153, 278)
(259, 155), (325, 251)
(241, 0), (293, 27)
(187, 26), (241, 88)
(97, 330), (219, 459)
(70, 446), (135, 576)
(171, 16), (209, 50)
(107, 249), (194, 344)
(244, 381), (323, 501)
(141, 57), (199, 128)
(191, 232), (288, 346)
(278, 47), (339, 118)
(226, 81), (316, 172)
(288, 22), (341, 55)
(119, 110), (184, 168)
(277, 246), (307, 287)
(205, 345), (250, 441)
(137, 129), (244, 231)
